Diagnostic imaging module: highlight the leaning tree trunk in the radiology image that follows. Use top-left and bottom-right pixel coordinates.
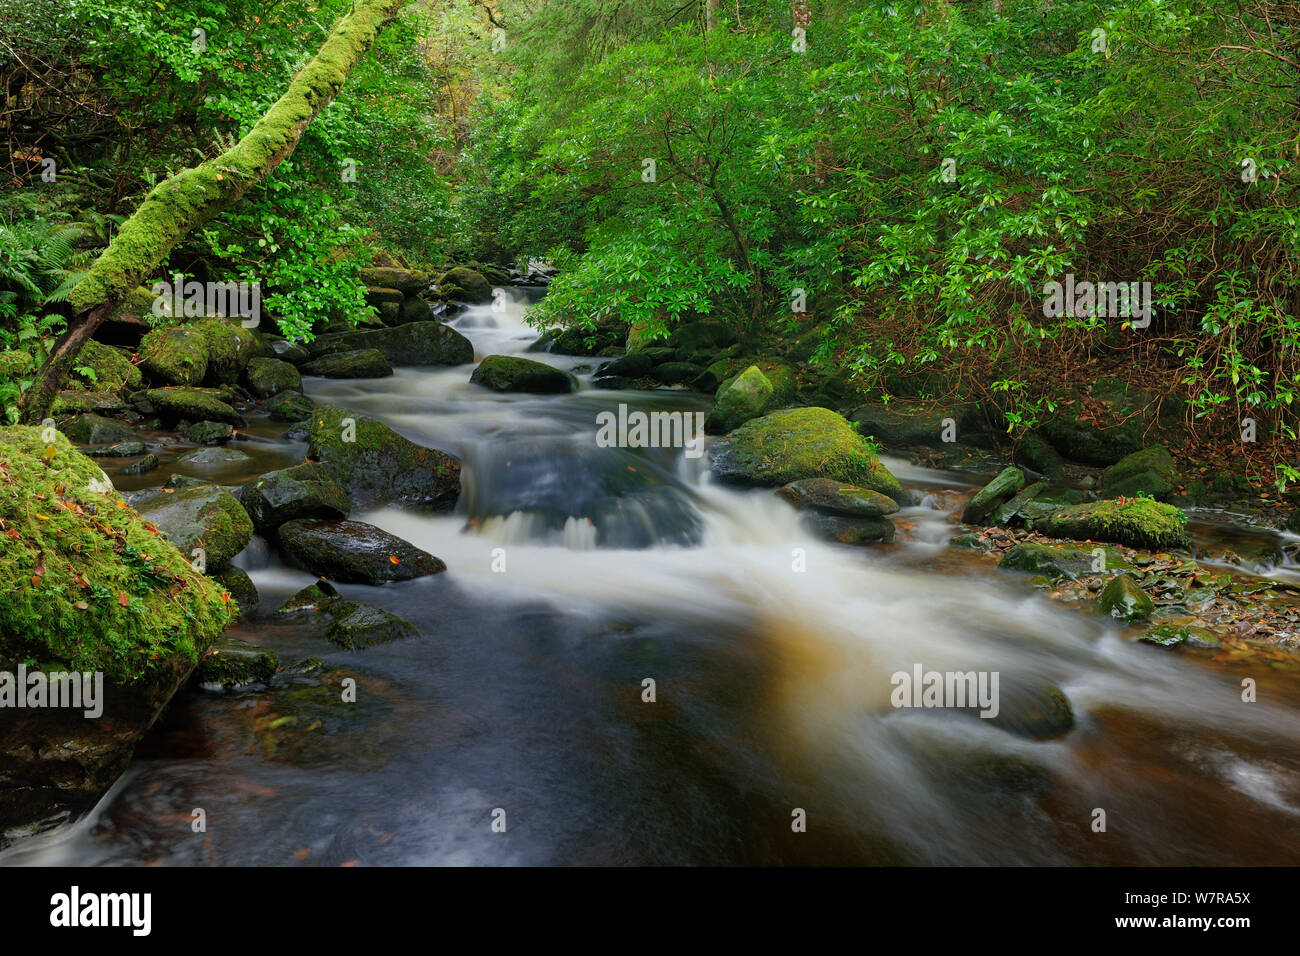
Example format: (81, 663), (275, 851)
(20, 0), (411, 424)
(705, 0), (720, 32)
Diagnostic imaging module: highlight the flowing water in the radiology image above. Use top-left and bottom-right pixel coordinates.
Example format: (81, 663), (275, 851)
(6, 291), (1300, 866)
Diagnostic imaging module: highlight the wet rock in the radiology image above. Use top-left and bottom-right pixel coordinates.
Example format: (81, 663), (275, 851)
(321, 600), (419, 650)
(592, 375), (636, 390)
(132, 474), (254, 568)
(364, 286), (404, 308)
(999, 542), (1107, 581)
(123, 453), (160, 475)
(1102, 445), (1176, 501)
(436, 266), (492, 303)
(666, 319), (737, 353)
(598, 352), (654, 379)
(990, 481), (1049, 526)
(361, 266), (431, 296)
(1038, 498), (1190, 551)
(178, 447), (252, 466)
(307, 404), (460, 510)
(195, 636), (278, 690)
(197, 319), (262, 385)
(273, 340), (311, 365)
(239, 462), (351, 534)
(799, 511), (896, 545)
(396, 296), (431, 325)
(84, 439), (147, 458)
(778, 478), (900, 518)
(961, 466), (1026, 524)
(140, 387), (244, 427)
(300, 348), (393, 379)
(470, 354), (577, 393)
(180, 420), (234, 444)
(278, 578), (343, 614)
(1097, 573), (1155, 622)
(710, 406), (907, 504)
(1142, 624), (1221, 648)
(950, 532), (993, 551)
(277, 518), (447, 584)
(317, 321), (474, 366)
(266, 390), (314, 423)
(209, 564), (258, 617)
(64, 413), (135, 445)
(706, 363), (796, 434)
(651, 361), (705, 385)
(1014, 433), (1066, 482)
(243, 356), (302, 398)
(848, 401), (984, 450)
(983, 680), (1075, 740)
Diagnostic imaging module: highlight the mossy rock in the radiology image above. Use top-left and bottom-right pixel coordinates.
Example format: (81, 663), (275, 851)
(209, 565), (258, 617)
(138, 325), (208, 386)
(140, 387), (244, 427)
(300, 348), (393, 379)
(265, 390), (314, 423)
(847, 401), (983, 450)
(397, 296), (431, 325)
(1037, 498), (1190, 551)
(323, 321), (473, 366)
(84, 439), (147, 458)
(1141, 624), (1221, 649)
(990, 481), (1049, 527)
(195, 636), (278, 689)
(666, 319), (738, 353)
(651, 361), (705, 385)
(181, 420), (234, 444)
(364, 286), (404, 308)
(1102, 445), (1176, 501)
(799, 511), (896, 545)
(777, 478), (899, 518)
(278, 578), (342, 614)
(124, 453), (160, 475)
(239, 462), (351, 534)
(1040, 414), (1143, 466)
(710, 406), (907, 504)
(436, 266), (492, 303)
(360, 266), (430, 296)
(277, 518), (446, 585)
(625, 319), (663, 353)
(62, 413), (136, 446)
(706, 363), (796, 434)
(983, 680), (1075, 740)
(0, 427), (234, 839)
(691, 355), (750, 393)
(131, 474), (254, 569)
(1097, 573), (1155, 622)
(599, 352), (654, 379)
(243, 357), (301, 398)
(961, 467), (1026, 524)
(1014, 433), (1066, 482)
(470, 354), (577, 393)
(998, 542), (1123, 581)
(178, 447), (251, 467)
(194, 318), (261, 385)
(321, 600), (419, 651)
(72, 340), (141, 392)
(306, 403), (460, 509)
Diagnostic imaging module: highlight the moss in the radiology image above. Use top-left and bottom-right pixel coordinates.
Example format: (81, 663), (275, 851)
(1039, 497), (1190, 551)
(1097, 573), (1155, 622)
(0, 426), (234, 683)
(139, 387), (244, 426)
(137, 325), (208, 386)
(72, 341), (141, 392)
(1102, 445), (1176, 500)
(194, 318), (260, 384)
(132, 475), (254, 569)
(436, 266), (491, 303)
(0, 351), (34, 378)
(710, 406), (906, 503)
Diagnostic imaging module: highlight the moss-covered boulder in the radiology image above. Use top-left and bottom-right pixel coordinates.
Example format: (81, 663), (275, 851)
(277, 518), (447, 584)
(652, 361), (705, 385)
(137, 325), (208, 386)
(848, 401), (984, 450)
(62, 413), (136, 446)
(1037, 498), (1190, 551)
(961, 467), (1026, 525)
(1040, 414), (1143, 466)
(1102, 445), (1177, 501)
(321, 600), (419, 651)
(266, 390), (314, 423)
(209, 565), (258, 617)
(1097, 573), (1155, 622)
(239, 462), (351, 534)
(599, 352), (654, 379)
(278, 578), (342, 614)
(361, 266), (431, 296)
(437, 266), (492, 303)
(998, 542), (1116, 581)
(181, 420), (234, 444)
(989, 481), (1049, 526)
(706, 364), (790, 434)
(0, 427), (234, 842)
(319, 321), (474, 366)
(139, 387), (245, 427)
(710, 406), (907, 504)
(306, 404), (460, 509)
(131, 474), (254, 568)
(777, 478), (900, 518)
(799, 512), (896, 545)
(195, 636), (278, 689)
(1014, 433), (1066, 482)
(195, 318), (261, 385)
(243, 357), (301, 398)
(300, 348), (393, 379)
(72, 340), (142, 392)
(470, 354), (577, 393)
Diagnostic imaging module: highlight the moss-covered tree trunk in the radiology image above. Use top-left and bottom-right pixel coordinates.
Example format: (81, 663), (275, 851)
(20, 0), (412, 424)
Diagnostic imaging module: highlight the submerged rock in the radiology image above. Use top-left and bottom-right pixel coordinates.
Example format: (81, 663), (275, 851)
(710, 406), (907, 504)
(195, 636), (279, 690)
(470, 354), (577, 393)
(178, 447), (252, 466)
(277, 518), (447, 584)
(321, 600), (419, 650)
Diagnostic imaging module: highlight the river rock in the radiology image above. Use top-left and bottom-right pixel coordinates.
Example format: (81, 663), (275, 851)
(598, 352), (654, 379)
(243, 357), (302, 397)
(73, 340), (141, 392)
(178, 447), (252, 466)
(1014, 433), (1066, 482)
(63, 413), (136, 446)
(778, 478), (900, 518)
(1037, 498), (1190, 551)
(138, 324), (208, 385)
(1097, 573), (1155, 622)
(209, 564), (258, 617)
(318, 321), (474, 366)
(181, 420), (234, 443)
(706, 364), (794, 434)
(989, 481), (1049, 527)
(799, 511), (896, 545)
(1040, 414), (1143, 466)
(998, 542), (1107, 581)
(361, 266), (431, 296)
(437, 266), (492, 303)
(651, 361), (705, 385)
(0, 427), (233, 845)
(961, 466), (1026, 524)
(239, 462), (351, 533)
(364, 286), (405, 308)
(132, 474), (254, 568)
(710, 406), (907, 504)
(278, 578), (343, 614)
(1102, 445), (1177, 500)
(139, 387), (245, 427)
(277, 518), (447, 584)
(307, 404), (460, 509)
(321, 601), (420, 650)
(266, 390), (314, 422)
(470, 354), (577, 393)
(300, 348), (393, 379)
(123, 453), (160, 475)
(84, 439), (147, 458)
(195, 636), (278, 690)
